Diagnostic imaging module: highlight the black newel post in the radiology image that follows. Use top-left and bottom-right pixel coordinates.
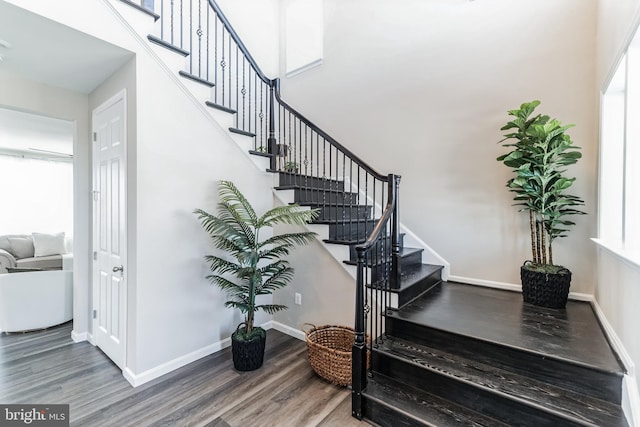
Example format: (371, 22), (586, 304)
(268, 79), (277, 170)
(390, 174), (401, 288)
(352, 248), (367, 420)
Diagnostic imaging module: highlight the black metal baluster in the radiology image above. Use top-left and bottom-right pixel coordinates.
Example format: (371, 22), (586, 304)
(241, 58), (246, 132)
(206, 4), (209, 80)
(220, 29), (225, 105)
(196, 0), (202, 76)
(228, 35), (232, 107)
(214, 17), (218, 102)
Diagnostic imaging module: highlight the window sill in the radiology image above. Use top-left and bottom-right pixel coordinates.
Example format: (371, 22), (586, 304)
(592, 238), (640, 270)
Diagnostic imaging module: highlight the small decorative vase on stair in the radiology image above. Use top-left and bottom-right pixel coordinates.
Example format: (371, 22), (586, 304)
(231, 328), (267, 371)
(520, 261), (571, 309)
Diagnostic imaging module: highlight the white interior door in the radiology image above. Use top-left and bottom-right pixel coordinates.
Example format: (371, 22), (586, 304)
(92, 91), (127, 369)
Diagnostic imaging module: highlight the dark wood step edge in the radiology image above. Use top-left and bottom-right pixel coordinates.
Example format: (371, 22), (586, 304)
(147, 35), (190, 56)
(117, 0), (160, 20)
(178, 71), (215, 87)
(249, 150), (273, 158)
(386, 310), (626, 378)
(364, 374), (509, 427)
(229, 128), (256, 138)
(205, 101), (237, 114)
(377, 345), (618, 426)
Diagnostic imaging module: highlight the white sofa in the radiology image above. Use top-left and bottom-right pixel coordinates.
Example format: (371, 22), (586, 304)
(0, 233), (73, 332)
(0, 233), (71, 273)
(0, 269), (73, 332)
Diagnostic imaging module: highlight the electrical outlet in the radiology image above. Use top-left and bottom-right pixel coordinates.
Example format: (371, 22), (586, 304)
(294, 293), (302, 305)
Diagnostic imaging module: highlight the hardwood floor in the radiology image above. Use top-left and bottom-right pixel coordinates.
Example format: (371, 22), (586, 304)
(0, 322), (371, 427)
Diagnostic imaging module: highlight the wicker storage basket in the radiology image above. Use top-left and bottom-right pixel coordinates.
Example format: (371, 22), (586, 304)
(302, 324), (361, 387)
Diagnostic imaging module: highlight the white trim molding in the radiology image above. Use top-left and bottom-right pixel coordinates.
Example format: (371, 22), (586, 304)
(271, 321), (306, 342)
(591, 298), (639, 426)
(71, 330), (89, 343)
(122, 320), (273, 387)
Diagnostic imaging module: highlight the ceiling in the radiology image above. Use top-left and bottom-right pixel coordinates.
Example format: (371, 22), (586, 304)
(0, 0), (134, 94)
(0, 107), (73, 156)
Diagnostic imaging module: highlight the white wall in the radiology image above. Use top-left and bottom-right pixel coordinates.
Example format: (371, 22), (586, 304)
(215, 0), (280, 78)
(595, 0), (640, 398)
(6, 0), (275, 379)
(278, 0), (598, 294)
(0, 68), (91, 340)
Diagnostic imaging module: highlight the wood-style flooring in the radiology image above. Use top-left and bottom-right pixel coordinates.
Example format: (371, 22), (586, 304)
(0, 322), (371, 427)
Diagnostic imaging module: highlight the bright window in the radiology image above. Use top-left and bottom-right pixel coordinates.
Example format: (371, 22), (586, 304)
(0, 155), (73, 236)
(599, 28), (640, 258)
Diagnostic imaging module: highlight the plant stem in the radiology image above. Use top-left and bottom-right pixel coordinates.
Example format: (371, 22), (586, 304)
(549, 242), (554, 265)
(530, 210), (537, 263)
(541, 223), (547, 265)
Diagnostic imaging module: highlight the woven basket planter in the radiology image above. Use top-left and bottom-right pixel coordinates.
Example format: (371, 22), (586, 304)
(302, 324), (368, 387)
(521, 262), (572, 309)
(231, 328), (266, 371)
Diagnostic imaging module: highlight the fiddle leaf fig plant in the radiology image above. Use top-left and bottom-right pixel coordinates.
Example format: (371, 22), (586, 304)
(194, 181), (318, 340)
(498, 100), (586, 271)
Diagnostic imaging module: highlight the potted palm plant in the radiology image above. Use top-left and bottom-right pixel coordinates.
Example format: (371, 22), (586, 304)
(194, 181), (318, 371)
(498, 100), (586, 308)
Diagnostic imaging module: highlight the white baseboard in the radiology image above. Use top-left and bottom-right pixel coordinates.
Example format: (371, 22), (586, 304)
(447, 275), (592, 301)
(71, 330), (88, 343)
(623, 375), (640, 427)
(122, 320), (273, 387)
(123, 336), (233, 387)
(270, 321), (306, 341)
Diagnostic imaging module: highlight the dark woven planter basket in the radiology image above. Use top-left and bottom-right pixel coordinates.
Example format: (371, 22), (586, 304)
(231, 329), (266, 371)
(521, 262), (572, 309)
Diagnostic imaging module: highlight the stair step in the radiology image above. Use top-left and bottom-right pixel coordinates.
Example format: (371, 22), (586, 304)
(385, 282), (625, 403)
(276, 187), (359, 204)
(363, 374), (508, 427)
(382, 264), (442, 307)
(205, 101), (237, 114)
(229, 127), (255, 137)
(249, 149), (272, 158)
(147, 35), (189, 56)
(269, 171), (345, 191)
(323, 233), (405, 247)
(345, 246), (423, 267)
(300, 204), (372, 221)
(313, 219), (376, 241)
(178, 71), (215, 87)
(372, 336), (628, 427)
(116, 0), (160, 20)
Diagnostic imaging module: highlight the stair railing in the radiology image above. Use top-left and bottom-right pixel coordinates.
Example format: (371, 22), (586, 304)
(352, 174), (401, 420)
(138, 0), (400, 418)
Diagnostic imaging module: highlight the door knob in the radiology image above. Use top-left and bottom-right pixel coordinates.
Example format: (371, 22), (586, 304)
(113, 265), (124, 273)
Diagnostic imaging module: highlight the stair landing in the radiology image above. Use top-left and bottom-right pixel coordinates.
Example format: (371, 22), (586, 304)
(389, 281), (624, 374)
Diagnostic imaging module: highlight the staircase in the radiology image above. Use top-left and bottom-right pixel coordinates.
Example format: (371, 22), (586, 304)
(114, 1), (630, 425)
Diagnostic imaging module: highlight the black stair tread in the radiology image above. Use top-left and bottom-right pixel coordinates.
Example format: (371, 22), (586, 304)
(388, 282), (625, 375)
(117, 0), (160, 20)
(344, 247), (424, 266)
(147, 35), (190, 56)
(323, 238), (367, 245)
(293, 202), (369, 207)
(388, 264), (443, 293)
(274, 186), (356, 195)
(364, 374), (509, 427)
(229, 127), (256, 137)
(375, 336), (628, 427)
(312, 218), (379, 225)
(178, 71), (215, 87)
(205, 101), (237, 114)
(248, 150), (273, 158)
